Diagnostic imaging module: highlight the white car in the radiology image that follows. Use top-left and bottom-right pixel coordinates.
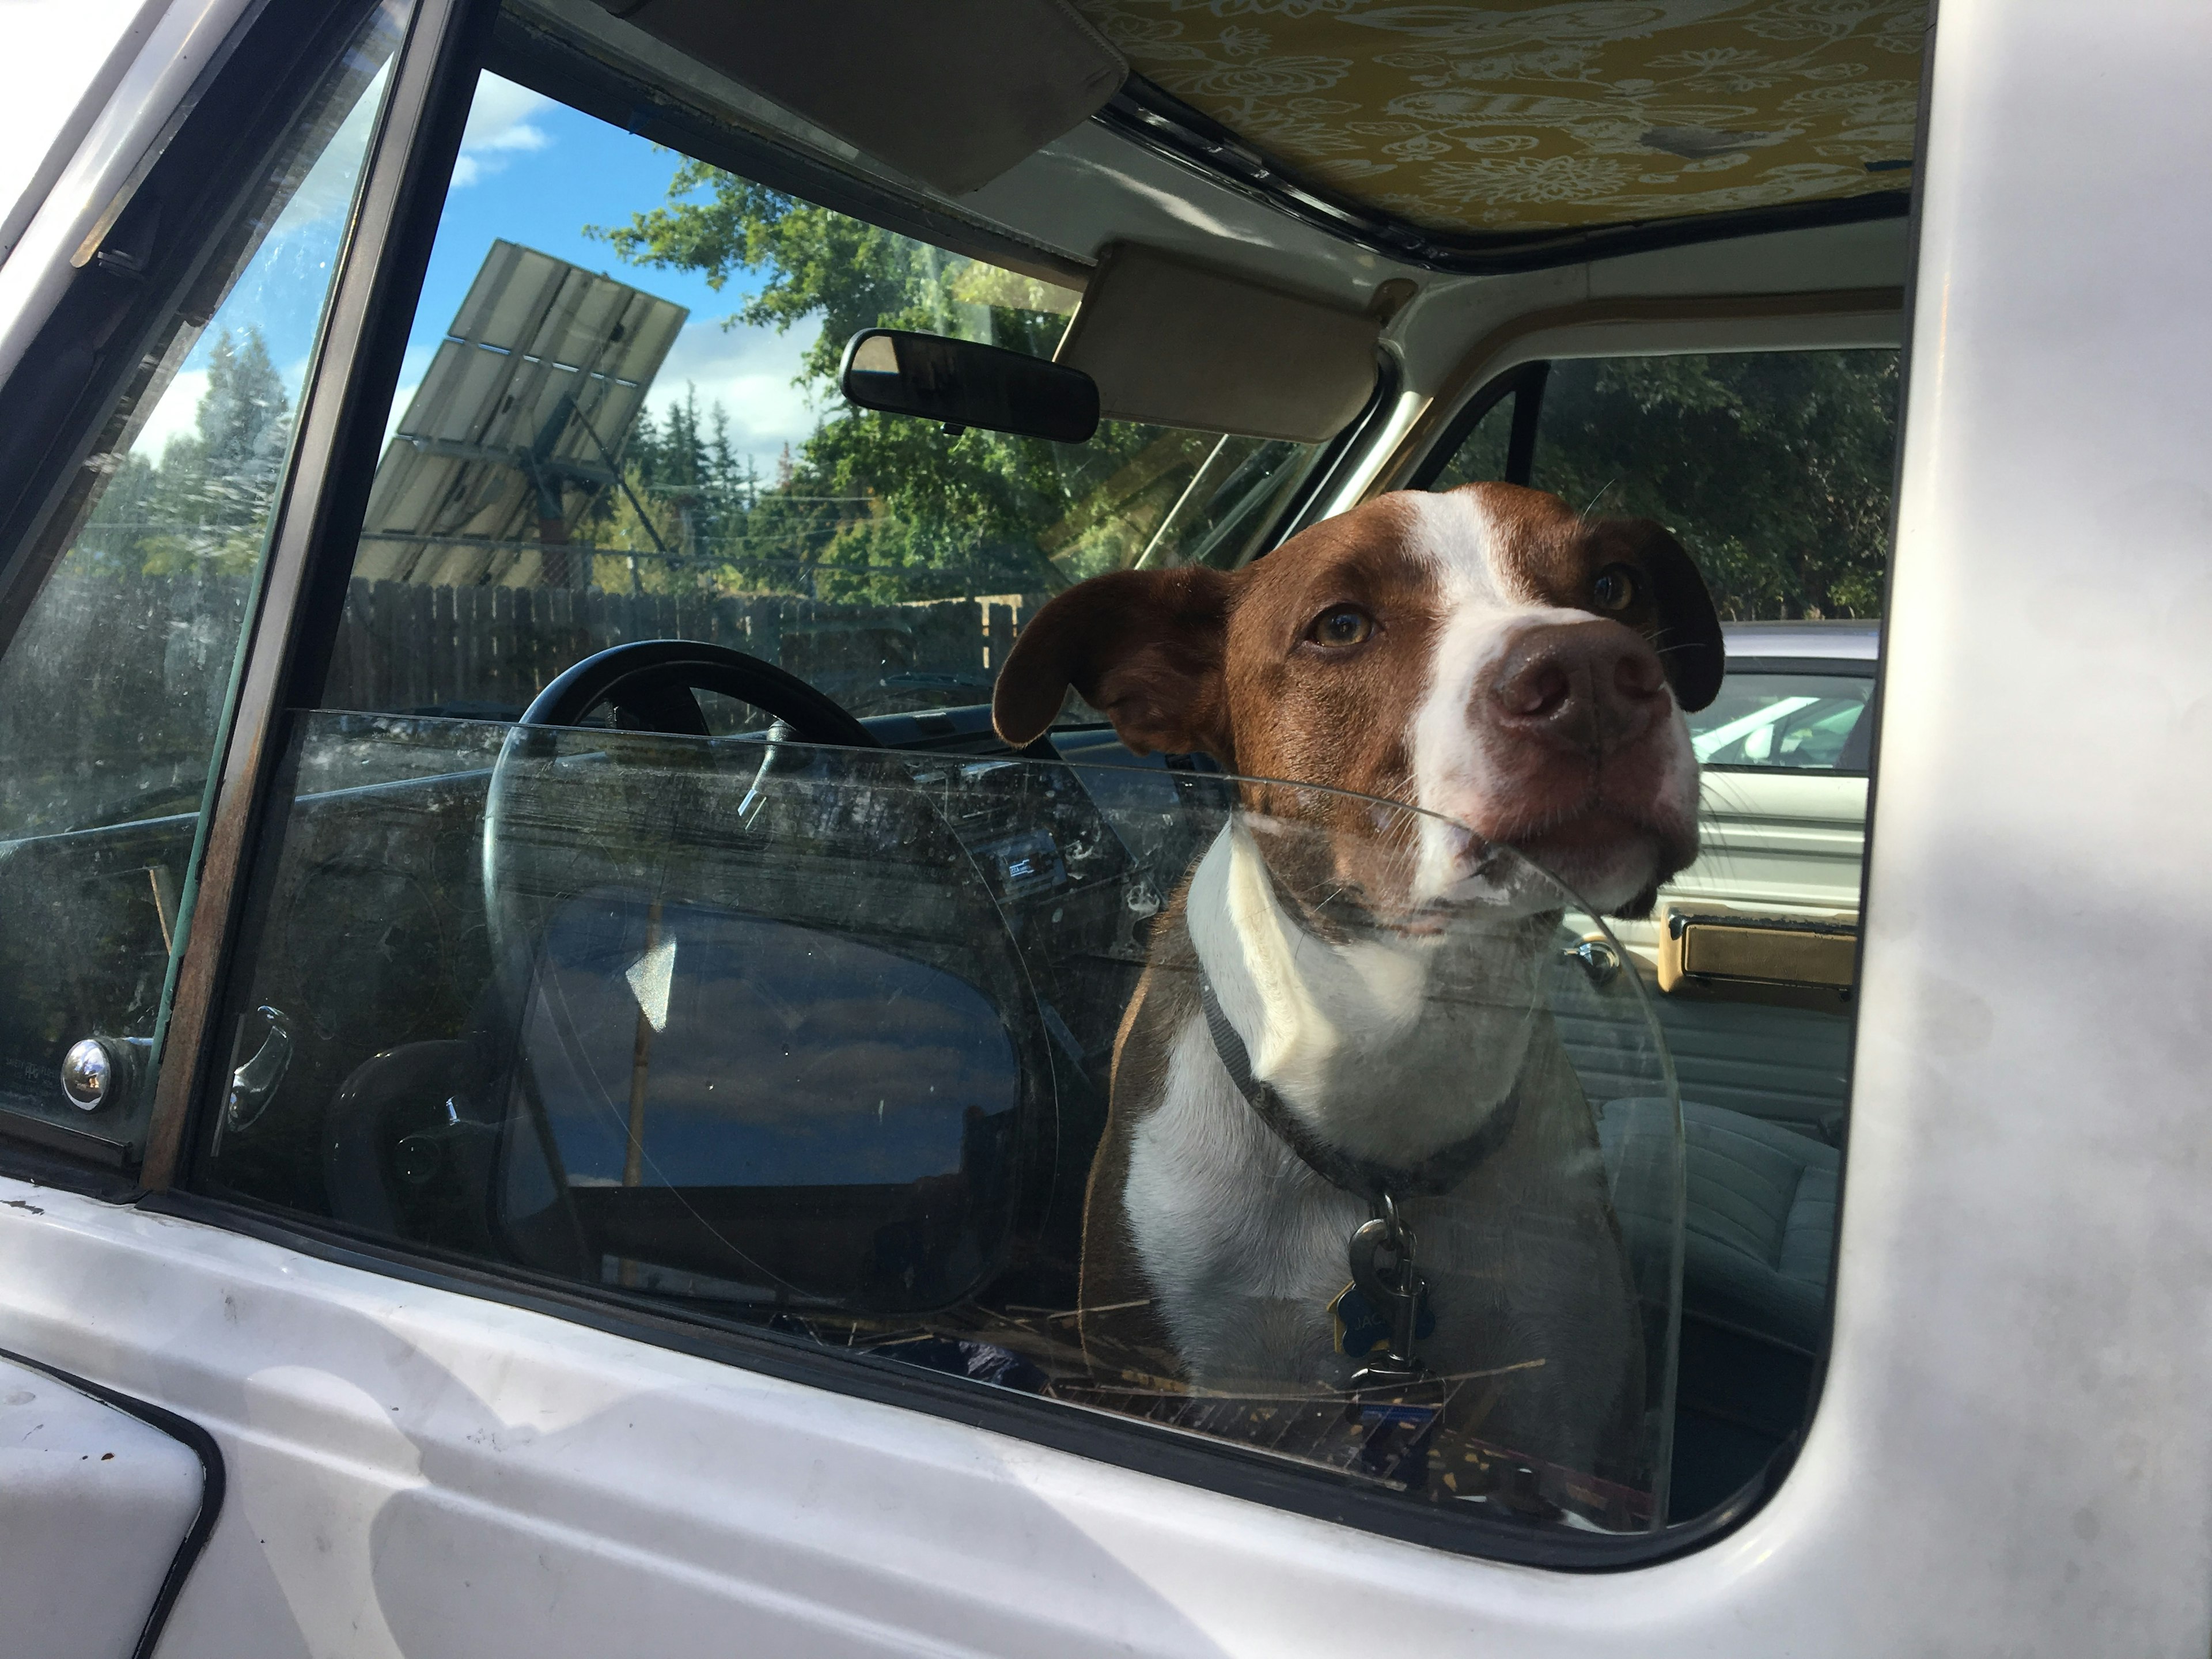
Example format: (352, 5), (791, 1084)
(1605, 621), (1878, 983)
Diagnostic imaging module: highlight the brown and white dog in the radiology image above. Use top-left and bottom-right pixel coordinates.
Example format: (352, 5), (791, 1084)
(991, 482), (1723, 1484)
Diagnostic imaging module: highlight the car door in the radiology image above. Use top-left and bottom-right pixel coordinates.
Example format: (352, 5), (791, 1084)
(1, 2), (2210, 1655)
(0, 0), (425, 1651)
(0, 1350), (214, 1659)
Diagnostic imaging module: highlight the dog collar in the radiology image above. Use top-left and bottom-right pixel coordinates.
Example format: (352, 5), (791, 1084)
(1195, 967), (1521, 1207)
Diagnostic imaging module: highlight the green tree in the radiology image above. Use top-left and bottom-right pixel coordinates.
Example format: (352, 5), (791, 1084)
(578, 387), (768, 593)
(1528, 352), (1897, 619)
(593, 168), (1171, 603)
(83, 325), (294, 575)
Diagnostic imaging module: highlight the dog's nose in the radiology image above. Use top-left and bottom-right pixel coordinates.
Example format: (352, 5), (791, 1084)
(1486, 622), (1668, 756)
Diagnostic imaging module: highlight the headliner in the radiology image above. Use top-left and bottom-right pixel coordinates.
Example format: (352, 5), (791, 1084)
(1073, 1), (1921, 239)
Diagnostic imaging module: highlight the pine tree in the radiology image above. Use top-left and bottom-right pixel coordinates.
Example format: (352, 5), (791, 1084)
(82, 324), (293, 575)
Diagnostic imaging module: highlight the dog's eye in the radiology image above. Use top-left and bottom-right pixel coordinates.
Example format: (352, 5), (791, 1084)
(1592, 565), (1637, 612)
(1307, 605), (1375, 647)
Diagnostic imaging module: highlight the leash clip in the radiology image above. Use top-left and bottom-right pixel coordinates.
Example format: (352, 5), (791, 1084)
(1347, 1189), (1428, 1387)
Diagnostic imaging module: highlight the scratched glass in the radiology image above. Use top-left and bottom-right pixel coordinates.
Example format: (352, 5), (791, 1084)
(0, 3), (411, 1158)
(207, 713), (1683, 1536)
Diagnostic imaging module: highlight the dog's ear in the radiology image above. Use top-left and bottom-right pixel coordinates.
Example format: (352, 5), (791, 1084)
(1628, 521), (1725, 714)
(992, 567), (1236, 762)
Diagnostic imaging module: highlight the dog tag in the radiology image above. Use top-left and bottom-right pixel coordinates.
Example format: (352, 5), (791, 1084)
(1347, 1210), (1428, 1384)
(1330, 1279), (1437, 1358)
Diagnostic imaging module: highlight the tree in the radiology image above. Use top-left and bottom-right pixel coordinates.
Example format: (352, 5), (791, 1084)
(82, 325), (294, 576)
(1525, 353), (1897, 620)
(594, 169), (1173, 603)
(576, 386), (769, 593)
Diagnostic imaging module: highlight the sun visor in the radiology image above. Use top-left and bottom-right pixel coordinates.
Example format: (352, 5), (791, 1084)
(1053, 244), (1380, 443)
(593, 1), (1126, 196)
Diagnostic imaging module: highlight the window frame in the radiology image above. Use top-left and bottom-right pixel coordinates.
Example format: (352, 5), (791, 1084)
(1375, 294), (1908, 501)
(26, 0), (1884, 1578)
(1406, 358), (1550, 492)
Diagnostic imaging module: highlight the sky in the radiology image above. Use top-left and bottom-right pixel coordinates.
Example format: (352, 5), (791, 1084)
(388, 74), (822, 472)
(132, 69), (823, 477)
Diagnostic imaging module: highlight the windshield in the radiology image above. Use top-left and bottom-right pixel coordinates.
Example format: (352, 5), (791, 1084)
(289, 73), (1336, 726)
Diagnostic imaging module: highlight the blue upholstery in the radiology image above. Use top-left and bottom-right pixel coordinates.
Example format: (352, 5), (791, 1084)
(1598, 1097), (1840, 1356)
(1561, 995), (1851, 1139)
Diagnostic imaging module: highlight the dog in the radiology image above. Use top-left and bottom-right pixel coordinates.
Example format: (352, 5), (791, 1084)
(990, 482), (1724, 1497)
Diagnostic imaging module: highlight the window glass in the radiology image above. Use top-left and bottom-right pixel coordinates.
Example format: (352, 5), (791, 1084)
(204, 713), (1686, 1537)
(324, 70), (1333, 727)
(1429, 347), (1896, 1516)
(1529, 351), (1897, 621)
(1430, 388), (1514, 491)
(0, 3), (410, 1156)
(1688, 672), (1873, 771)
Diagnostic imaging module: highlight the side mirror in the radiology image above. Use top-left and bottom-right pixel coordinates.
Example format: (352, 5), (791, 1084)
(839, 328), (1100, 444)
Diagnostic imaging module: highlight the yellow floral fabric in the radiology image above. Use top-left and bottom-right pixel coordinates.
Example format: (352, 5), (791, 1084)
(1074, 1), (1922, 233)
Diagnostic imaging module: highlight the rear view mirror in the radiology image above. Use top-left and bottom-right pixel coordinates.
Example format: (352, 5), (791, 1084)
(839, 328), (1099, 443)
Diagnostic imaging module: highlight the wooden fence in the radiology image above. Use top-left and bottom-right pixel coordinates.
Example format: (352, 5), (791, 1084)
(324, 579), (1044, 719)
(0, 569), (1044, 835)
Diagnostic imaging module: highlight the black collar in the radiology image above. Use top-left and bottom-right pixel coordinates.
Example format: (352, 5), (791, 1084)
(1196, 966), (1520, 1208)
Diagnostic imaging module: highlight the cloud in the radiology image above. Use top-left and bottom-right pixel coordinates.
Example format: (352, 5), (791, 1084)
(131, 368), (207, 462)
(640, 315), (827, 473)
(379, 340), (442, 451)
(127, 344), (316, 466)
(276, 60), (392, 228)
(450, 75), (552, 188)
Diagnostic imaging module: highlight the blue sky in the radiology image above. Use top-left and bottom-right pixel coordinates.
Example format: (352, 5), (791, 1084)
(137, 71), (823, 475)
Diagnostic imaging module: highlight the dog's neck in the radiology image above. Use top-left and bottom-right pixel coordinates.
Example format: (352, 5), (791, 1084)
(1183, 819), (1546, 1166)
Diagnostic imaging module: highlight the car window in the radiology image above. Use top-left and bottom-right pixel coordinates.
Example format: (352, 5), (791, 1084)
(185, 53), (1718, 1552)
(0, 3), (410, 1161)
(203, 713), (1689, 1540)
(1690, 671), (1873, 772)
(1430, 351), (1897, 620)
(316, 69), (1333, 728)
(1427, 347), (1895, 1515)
(1531, 351), (1897, 620)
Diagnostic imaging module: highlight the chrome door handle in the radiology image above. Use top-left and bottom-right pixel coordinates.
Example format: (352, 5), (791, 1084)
(224, 1006), (293, 1134)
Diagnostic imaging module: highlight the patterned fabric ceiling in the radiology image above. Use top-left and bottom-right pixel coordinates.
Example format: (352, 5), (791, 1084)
(1074, 1), (1923, 236)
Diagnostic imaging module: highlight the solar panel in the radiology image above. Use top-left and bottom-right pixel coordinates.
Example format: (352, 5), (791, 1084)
(355, 240), (688, 588)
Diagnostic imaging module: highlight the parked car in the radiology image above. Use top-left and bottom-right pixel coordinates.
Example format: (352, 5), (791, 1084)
(0, 0), (2198, 1654)
(1672, 622), (1880, 922)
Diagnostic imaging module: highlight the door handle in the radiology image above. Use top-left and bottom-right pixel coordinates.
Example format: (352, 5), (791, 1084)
(224, 1006), (293, 1134)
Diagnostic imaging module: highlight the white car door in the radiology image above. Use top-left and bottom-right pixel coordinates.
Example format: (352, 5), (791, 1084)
(0, 1350), (211, 1659)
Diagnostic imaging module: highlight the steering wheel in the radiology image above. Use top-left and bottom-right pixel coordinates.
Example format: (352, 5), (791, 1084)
(463, 641), (1059, 1315)
(518, 639), (878, 745)
(482, 641), (879, 972)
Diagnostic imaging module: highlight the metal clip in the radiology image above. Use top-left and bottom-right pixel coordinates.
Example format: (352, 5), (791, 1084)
(1347, 1190), (1427, 1387)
